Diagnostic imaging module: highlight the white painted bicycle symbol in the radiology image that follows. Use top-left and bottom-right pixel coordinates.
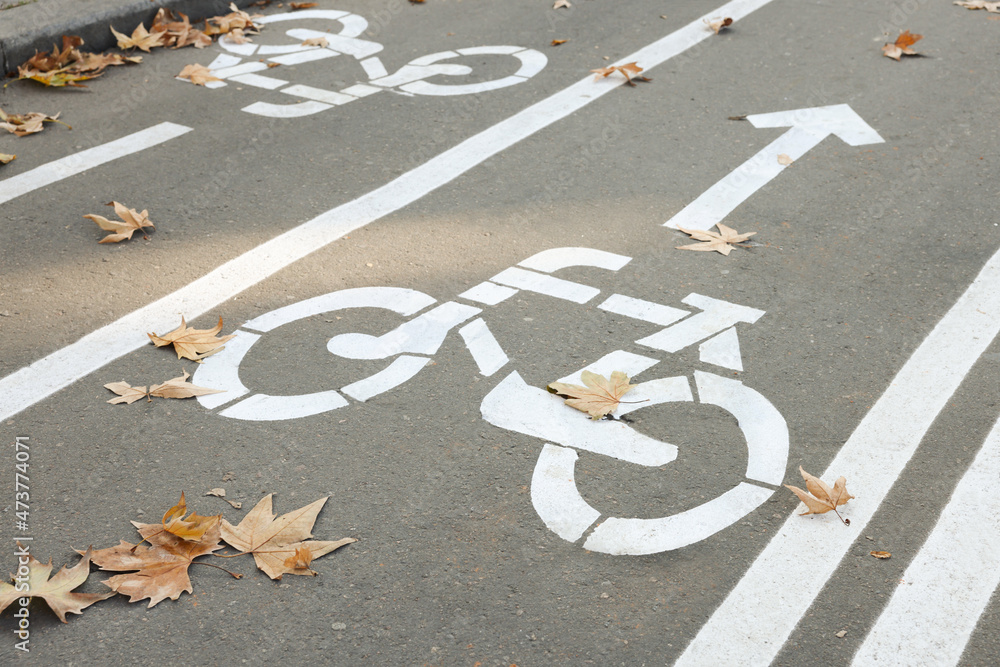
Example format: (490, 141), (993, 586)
(186, 9), (547, 118)
(192, 247), (789, 555)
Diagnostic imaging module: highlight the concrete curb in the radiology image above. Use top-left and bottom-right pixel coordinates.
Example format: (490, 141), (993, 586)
(0, 0), (259, 74)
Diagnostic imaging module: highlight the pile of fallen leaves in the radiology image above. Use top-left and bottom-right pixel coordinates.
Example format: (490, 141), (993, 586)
(0, 492), (355, 619)
(12, 4), (261, 89)
(11, 34), (140, 88)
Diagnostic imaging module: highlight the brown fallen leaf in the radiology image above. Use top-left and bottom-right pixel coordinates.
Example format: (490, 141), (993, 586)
(104, 380), (150, 404)
(266, 62), (281, 68)
(177, 63), (222, 86)
(205, 2), (263, 36)
(149, 370), (225, 400)
(151, 8), (213, 49)
(221, 495), (356, 580)
(547, 370), (639, 420)
(705, 17), (734, 33)
(206, 488), (242, 510)
(870, 551), (892, 559)
(551, 39), (568, 46)
(111, 23), (167, 52)
(785, 466), (855, 525)
(301, 37), (329, 47)
(953, 0), (1000, 11)
(84, 201), (154, 243)
(0, 153), (15, 164)
(88, 521), (227, 607)
(148, 316), (235, 361)
(882, 30), (923, 60)
(290, 2), (319, 8)
(0, 547), (113, 622)
(777, 153), (793, 165)
(591, 61), (650, 86)
(0, 108), (70, 137)
(676, 223), (756, 256)
(161, 492), (221, 542)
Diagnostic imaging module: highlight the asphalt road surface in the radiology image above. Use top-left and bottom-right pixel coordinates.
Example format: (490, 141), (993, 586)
(1, 0), (999, 665)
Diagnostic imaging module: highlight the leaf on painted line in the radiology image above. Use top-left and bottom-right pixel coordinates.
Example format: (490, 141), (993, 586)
(178, 63), (221, 85)
(591, 61), (650, 86)
(547, 370), (638, 420)
(784, 466), (854, 525)
(705, 17), (733, 33)
(147, 316), (235, 361)
(953, 0), (1000, 12)
(882, 30), (922, 60)
(84, 201), (154, 243)
(221, 494), (356, 580)
(301, 37), (329, 47)
(676, 223), (756, 256)
(777, 153), (793, 165)
(0, 547), (113, 622)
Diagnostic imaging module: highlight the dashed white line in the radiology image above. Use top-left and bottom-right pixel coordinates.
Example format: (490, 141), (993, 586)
(0, 122), (192, 205)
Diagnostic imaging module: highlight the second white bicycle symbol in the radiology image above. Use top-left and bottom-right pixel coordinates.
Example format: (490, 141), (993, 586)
(192, 247), (789, 555)
(182, 8), (547, 118)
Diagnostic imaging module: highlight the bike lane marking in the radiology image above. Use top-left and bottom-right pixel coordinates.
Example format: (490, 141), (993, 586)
(675, 244), (1000, 666)
(851, 411), (1000, 666)
(0, 0), (779, 423)
(0, 122), (192, 205)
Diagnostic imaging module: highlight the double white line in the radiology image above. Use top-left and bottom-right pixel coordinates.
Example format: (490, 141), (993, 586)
(677, 246), (1000, 665)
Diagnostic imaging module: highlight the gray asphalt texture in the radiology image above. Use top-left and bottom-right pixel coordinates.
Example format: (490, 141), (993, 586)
(1, 0), (999, 665)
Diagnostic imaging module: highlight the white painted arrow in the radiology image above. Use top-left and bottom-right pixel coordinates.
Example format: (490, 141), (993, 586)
(664, 104), (883, 231)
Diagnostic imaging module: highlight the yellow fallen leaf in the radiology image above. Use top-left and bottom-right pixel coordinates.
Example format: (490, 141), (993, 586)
(162, 492), (221, 542)
(0, 153), (14, 164)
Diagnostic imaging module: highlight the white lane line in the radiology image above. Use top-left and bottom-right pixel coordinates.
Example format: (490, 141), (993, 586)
(0, 123), (192, 205)
(458, 319), (509, 377)
(490, 267), (600, 304)
(0, 0), (778, 422)
(851, 413), (1000, 667)
(675, 246), (1000, 667)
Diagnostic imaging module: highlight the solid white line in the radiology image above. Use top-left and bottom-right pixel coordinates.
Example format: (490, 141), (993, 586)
(851, 413), (1000, 667)
(675, 246), (1000, 667)
(0, 0), (778, 422)
(0, 123), (192, 205)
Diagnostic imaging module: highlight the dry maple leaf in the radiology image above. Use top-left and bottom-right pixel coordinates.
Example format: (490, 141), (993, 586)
(111, 23), (167, 52)
(591, 61), (650, 86)
(147, 316), (235, 361)
(0, 153), (15, 165)
(177, 63), (222, 86)
(954, 0), (1000, 11)
(84, 201), (154, 243)
(785, 466), (855, 525)
(0, 109), (70, 137)
(152, 9), (212, 49)
(882, 30), (923, 60)
(104, 380), (150, 404)
(88, 521), (226, 607)
(547, 370), (639, 420)
(0, 547), (113, 622)
(221, 495), (356, 580)
(676, 223), (756, 256)
(283, 546), (316, 575)
(705, 17), (734, 33)
(149, 370), (225, 400)
(205, 3), (263, 36)
(161, 492), (221, 542)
